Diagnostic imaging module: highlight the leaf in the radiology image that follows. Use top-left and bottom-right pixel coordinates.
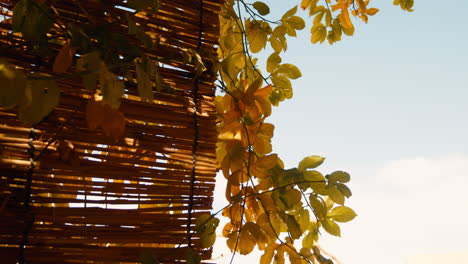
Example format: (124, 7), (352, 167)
(19, 79), (59, 125)
(328, 206), (357, 223)
(311, 23), (327, 44)
(326, 185), (345, 205)
(53, 42), (76, 74)
(336, 182), (352, 198)
(99, 64), (124, 107)
(0, 61), (26, 108)
(309, 195), (326, 220)
(12, 0), (28, 33)
(280, 213), (302, 239)
(322, 218), (341, 237)
(287, 16), (305, 30)
(101, 106), (126, 140)
(12, 0), (52, 41)
(302, 232), (315, 249)
(139, 251), (160, 264)
(239, 227), (256, 255)
(298, 156), (325, 172)
(276, 63), (302, 79)
(246, 20), (268, 53)
(86, 97), (105, 130)
(195, 214), (219, 248)
(252, 1), (270, 16)
(260, 243), (279, 264)
(300, 0), (312, 10)
(280, 189), (301, 209)
(366, 8), (379, 15)
(244, 222), (267, 245)
(136, 61), (154, 102)
(327, 171), (350, 183)
(77, 52), (101, 91)
(281, 6), (297, 20)
(342, 24), (355, 36)
(185, 248), (201, 264)
(266, 52), (281, 73)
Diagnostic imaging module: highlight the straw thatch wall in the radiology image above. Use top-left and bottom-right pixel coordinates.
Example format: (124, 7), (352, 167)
(0, 0), (221, 263)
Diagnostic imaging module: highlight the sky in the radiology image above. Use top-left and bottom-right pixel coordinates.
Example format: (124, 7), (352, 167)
(212, 0), (468, 263)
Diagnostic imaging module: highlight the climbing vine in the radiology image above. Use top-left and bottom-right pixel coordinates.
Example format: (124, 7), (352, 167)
(196, 0), (414, 263)
(0, 0), (414, 263)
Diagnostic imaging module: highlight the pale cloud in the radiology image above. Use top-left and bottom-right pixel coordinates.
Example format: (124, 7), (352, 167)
(321, 155), (468, 264)
(211, 155), (468, 263)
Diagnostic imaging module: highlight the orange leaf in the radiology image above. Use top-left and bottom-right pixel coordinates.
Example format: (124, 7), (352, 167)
(254, 84), (272, 99)
(53, 42), (76, 74)
(101, 106), (126, 140)
(339, 9), (353, 29)
(85, 98), (105, 130)
(366, 8), (379, 15)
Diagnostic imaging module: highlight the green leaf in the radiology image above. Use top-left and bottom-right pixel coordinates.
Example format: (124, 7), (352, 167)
(296, 208), (310, 232)
(327, 171), (350, 183)
(302, 232), (315, 249)
(0, 61), (26, 108)
(276, 63), (302, 79)
(303, 171), (326, 194)
(99, 64), (124, 107)
(252, 1), (270, 16)
(12, 0), (28, 33)
(328, 206), (357, 223)
(195, 214), (219, 248)
(13, 0), (52, 41)
(298, 156), (325, 172)
(281, 213), (302, 239)
(19, 79), (60, 125)
(326, 185), (345, 205)
(135, 61), (154, 102)
(309, 195), (326, 220)
(336, 182), (352, 198)
(139, 251), (160, 264)
(322, 218), (341, 237)
(77, 52), (101, 91)
(279, 189), (301, 210)
(185, 248), (201, 264)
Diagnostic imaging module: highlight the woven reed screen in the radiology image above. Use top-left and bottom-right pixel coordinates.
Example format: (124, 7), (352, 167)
(0, 0), (220, 263)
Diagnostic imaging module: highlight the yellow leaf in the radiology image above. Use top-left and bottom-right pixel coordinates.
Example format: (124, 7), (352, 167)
(328, 206), (357, 222)
(255, 154), (278, 169)
(298, 156), (325, 171)
(239, 228), (256, 254)
(322, 218), (341, 236)
(260, 243), (279, 264)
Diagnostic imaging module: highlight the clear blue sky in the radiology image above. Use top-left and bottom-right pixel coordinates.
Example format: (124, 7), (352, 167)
(213, 1), (468, 263)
